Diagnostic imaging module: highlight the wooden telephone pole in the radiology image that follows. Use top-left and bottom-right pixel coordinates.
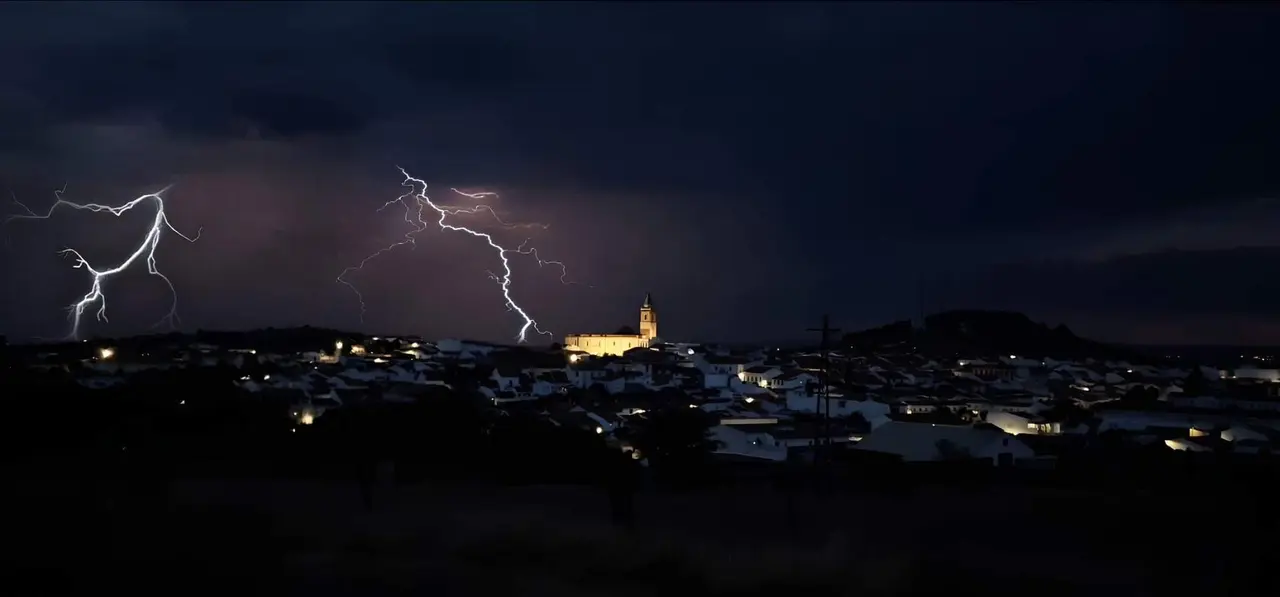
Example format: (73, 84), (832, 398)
(806, 315), (840, 471)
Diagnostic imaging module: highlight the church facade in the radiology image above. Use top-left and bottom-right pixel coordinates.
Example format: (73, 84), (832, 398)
(563, 293), (659, 357)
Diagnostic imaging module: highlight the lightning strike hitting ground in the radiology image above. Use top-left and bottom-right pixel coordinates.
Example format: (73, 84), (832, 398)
(6, 185), (202, 340)
(337, 168), (578, 342)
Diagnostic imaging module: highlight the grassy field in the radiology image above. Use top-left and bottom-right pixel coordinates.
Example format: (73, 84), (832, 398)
(6, 476), (1251, 595)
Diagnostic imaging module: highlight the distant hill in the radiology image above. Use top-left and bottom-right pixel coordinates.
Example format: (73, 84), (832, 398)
(843, 310), (1129, 359)
(1121, 344), (1280, 366)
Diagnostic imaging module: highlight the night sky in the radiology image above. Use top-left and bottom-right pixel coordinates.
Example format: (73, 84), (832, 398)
(2, 3), (1280, 345)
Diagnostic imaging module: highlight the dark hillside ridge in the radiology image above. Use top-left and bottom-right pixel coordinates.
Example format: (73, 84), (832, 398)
(843, 310), (1133, 360)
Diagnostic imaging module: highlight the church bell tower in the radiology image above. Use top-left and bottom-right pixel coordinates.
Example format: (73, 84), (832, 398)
(639, 292), (658, 341)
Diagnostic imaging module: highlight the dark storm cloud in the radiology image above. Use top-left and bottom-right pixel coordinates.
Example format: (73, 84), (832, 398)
(971, 247), (1280, 317)
(958, 247), (1280, 345)
(5, 16), (384, 141)
(2, 3), (1280, 343)
(8, 3), (1276, 225)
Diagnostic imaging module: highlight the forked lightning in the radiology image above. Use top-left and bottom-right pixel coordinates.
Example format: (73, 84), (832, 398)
(338, 167), (580, 342)
(7, 185), (202, 340)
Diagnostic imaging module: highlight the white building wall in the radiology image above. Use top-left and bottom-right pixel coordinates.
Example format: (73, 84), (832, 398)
(711, 426), (788, 461)
(785, 394), (891, 426)
(564, 334), (649, 357)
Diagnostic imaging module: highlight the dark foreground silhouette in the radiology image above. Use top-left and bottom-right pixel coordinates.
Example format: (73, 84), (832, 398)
(4, 369), (1277, 595)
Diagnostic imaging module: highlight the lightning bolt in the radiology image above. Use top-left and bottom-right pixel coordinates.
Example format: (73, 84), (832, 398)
(6, 184), (202, 340)
(514, 239), (592, 287)
(337, 167), (578, 342)
(442, 189), (550, 231)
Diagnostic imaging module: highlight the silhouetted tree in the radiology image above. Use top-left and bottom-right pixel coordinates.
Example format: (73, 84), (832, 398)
(486, 411), (609, 483)
(1122, 385), (1160, 406)
(1183, 367), (1208, 396)
(1045, 400), (1091, 428)
(930, 407), (966, 424)
(630, 407), (719, 485)
(605, 449), (642, 528)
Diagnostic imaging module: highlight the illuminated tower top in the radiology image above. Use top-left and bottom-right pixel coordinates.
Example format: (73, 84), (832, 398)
(639, 292), (658, 341)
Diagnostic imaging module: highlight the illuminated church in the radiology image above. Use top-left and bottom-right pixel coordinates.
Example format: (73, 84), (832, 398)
(563, 293), (659, 357)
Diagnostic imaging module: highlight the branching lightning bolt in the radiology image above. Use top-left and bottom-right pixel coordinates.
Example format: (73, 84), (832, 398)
(514, 239), (592, 287)
(337, 167), (579, 342)
(6, 185), (202, 340)
(443, 189), (550, 231)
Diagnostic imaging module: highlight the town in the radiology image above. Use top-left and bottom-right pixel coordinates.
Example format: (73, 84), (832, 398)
(6, 308), (1278, 593)
(6, 308), (1280, 465)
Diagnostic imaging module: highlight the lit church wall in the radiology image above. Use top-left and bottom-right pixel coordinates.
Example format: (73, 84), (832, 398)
(563, 293), (660, 357)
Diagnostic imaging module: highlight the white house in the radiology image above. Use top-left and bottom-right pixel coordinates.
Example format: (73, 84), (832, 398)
(1164, 438), (1213, 452)
(1221, 424), (1271, 443)
(700, 372), (732, 389)
(594, 374), (629, 394)
(490, 367), (523, 391)
(769, 371), (816, 391)
(785, 393), (891, 426)
(852, 422), (1035, 465)
(568, 365), (612, 388)
(531, 371), (572, 396)
(1219, 424), (1274, 454)
(738, 366), (782, 385)
(986, 411), (1061, 436)
(711, 425), (788, 462)
(694, 355), (753, 376)
(483, 388), (537, 404)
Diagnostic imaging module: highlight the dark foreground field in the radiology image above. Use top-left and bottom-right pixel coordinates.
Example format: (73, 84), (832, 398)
(5, 476), (1265, 596)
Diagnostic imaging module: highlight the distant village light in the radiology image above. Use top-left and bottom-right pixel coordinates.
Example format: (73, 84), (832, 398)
(98, 347), (115, 360)
(595, 426), (604, 434)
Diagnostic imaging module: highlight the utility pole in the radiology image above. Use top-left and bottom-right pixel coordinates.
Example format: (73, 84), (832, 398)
(806, 315), (840, 474)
